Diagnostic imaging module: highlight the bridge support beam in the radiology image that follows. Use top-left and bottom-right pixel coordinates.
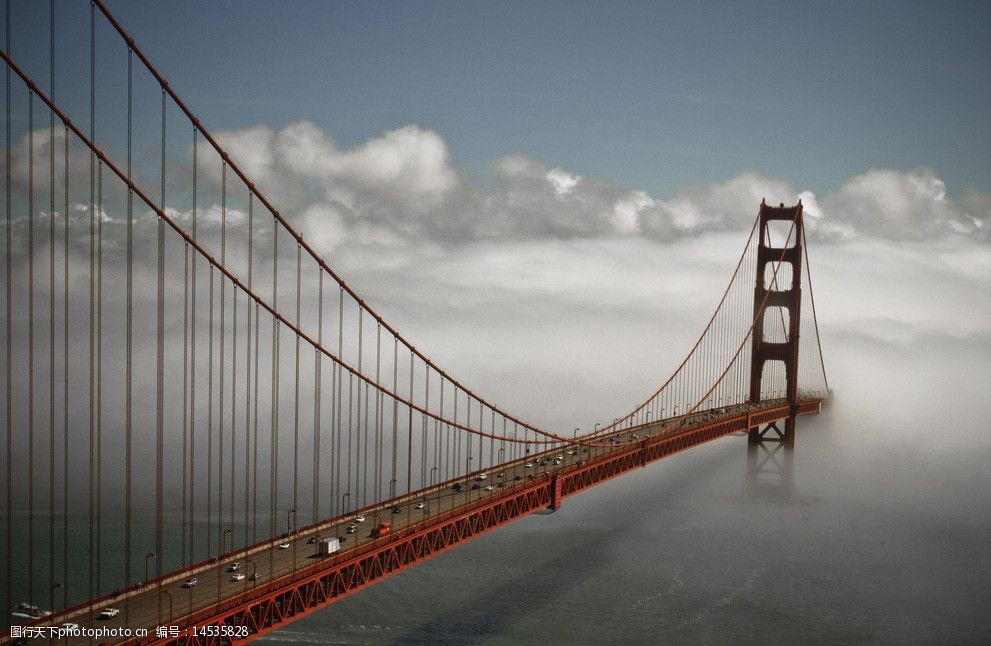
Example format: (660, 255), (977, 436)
(749, 200), (804, 447)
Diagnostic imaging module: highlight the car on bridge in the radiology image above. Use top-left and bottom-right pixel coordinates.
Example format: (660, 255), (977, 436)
(97, 608), (120, 619)
(346, 524), (357, 534)
(355, 515), (366, 523)
(230, 573), (246, 582)
(277, 541), (291, 549)
(227, 562), (241, 572)
(181, 577), (198, 588)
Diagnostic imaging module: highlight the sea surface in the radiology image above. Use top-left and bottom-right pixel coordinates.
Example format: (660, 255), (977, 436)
(256, 387), (991, 644)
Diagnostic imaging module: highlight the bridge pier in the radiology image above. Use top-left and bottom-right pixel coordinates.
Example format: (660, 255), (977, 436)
(746, 433), (794, 498)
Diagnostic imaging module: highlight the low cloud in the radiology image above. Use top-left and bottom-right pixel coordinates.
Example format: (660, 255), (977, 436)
(201, 121), (991, 253)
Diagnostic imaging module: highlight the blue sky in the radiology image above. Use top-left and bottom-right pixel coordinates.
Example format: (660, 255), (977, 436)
(74, 0), (990, 199)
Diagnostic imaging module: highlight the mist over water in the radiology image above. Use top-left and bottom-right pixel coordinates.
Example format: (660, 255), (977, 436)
(257, 333), (991, 645)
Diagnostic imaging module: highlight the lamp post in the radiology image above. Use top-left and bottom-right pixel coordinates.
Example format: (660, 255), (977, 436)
(594, 422), (600, 434)
(222, 528), (233, 556)
(573, 428), (579, 439)
(430, 466), (438, 486)
(497, 447), (505, 463)
(144, 552), (157, 584)
(50, 582), (62, 613)
(389, 478), (397, 499)
(245, 559), (257, 585)
(341, 492), (350, 515)
(287, 509), (297, 535)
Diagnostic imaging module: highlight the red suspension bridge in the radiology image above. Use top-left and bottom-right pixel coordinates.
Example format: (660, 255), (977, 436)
(0, 2), (828, 644)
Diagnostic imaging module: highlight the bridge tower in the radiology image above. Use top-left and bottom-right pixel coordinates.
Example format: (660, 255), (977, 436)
(748, 200), (804, 446)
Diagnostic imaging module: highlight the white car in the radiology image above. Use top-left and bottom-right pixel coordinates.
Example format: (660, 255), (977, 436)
(62, 622), (80, 631)
(227, 562), (241, 572)
(524, 462), (533, 469)
(98, 607), (120, 619)
(346, 524), (357, 534)
(414, 502), (425, 510)
(355, 515), (366, 523)
(277, 542), (291, 549)
(230, 573), (246, 582)
(182, 577), (198, 588)
(484, 485), (494, 491)
(475, 473), (487, 481)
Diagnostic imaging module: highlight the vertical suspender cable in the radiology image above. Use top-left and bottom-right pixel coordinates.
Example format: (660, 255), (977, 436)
(230, 180), (238, 541)
(155, 85), (166, 580)
(3, 0), (11, 613)
(252, 296), (259, 542)
(218, 163), (226, 551)
(189, 130), (197, 560)
(373, 323), (381, 502)
(422, 366), (428, 488)
(245, 192), (254, 538)
(124, 42), (133, 595)
(801, 227), (828, 391)
(28, 85), (36, 608)
(346, 369), (353, 506)
(334, 286), (342, 512)
(313, 268), (322, 523)
(438, 379), (445, 482)
(181, 230), (189, 565)
(270, 224), (279, 537)
(292, 244), (300, 519)
(362, 319), (370, 506)
(207, 262), (214, 553)
(95, 161), (102, 593)
(62, 123), (69, 603)
(246, 194), (254, 537)
(230, 281), (237, 539)
(354, 308), (362, 506)
(331, 286), (341, 515)
(390, 337), (397, 499)
(48, 0), (56, 602)
(406, 350), (413, 493)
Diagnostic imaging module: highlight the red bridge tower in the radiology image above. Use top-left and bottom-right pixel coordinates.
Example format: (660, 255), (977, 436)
(748, 200), (804, 446)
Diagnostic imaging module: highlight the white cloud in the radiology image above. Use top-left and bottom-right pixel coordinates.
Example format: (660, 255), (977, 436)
(194, 122), (991, 250)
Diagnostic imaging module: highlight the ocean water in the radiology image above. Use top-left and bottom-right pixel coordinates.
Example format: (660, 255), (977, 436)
(258, 339), (991, 645)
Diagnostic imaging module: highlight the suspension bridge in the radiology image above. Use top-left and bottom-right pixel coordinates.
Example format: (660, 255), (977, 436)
(0, 2), (828, 644)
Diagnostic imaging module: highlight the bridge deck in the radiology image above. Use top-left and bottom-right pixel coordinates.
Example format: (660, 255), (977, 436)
(17, 399), (822, 645)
